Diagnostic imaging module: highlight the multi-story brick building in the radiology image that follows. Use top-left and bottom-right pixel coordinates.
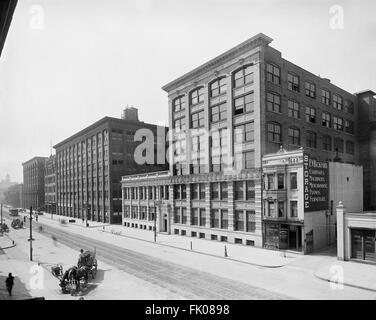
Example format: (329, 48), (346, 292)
(54, 107), (168, 224)
(121, 33), (374, 250)
(44, 154), (57, 215)
(22, 156), (48, 210)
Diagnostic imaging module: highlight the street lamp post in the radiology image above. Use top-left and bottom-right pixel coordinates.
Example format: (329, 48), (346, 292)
(154, 200), (162, 243)
(29, 206), (33, 261)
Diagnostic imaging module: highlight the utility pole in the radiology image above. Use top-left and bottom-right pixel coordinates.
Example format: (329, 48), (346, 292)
(29, 206), (33, 261)
(1, 203), (3, 225)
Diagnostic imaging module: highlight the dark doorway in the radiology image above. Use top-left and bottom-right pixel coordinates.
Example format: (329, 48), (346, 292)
(164, 217), (168, 232)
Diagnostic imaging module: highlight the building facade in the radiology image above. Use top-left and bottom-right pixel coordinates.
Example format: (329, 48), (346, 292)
(54, 108), (168, 224)
(44, 155), (57, 215)
(121, 33), (372, 250)
(22, 156), (47, 210)
(337, 203), (376, 263)
(262, 148), (362, 253)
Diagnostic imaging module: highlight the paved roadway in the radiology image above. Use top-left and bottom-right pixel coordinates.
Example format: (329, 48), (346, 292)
(3, 208), (290, 300)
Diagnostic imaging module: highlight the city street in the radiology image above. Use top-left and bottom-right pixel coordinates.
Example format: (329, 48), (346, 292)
(1, 208), (376, 300)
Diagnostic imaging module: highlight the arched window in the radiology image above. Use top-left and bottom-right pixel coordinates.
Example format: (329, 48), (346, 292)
(173, 96), (185, 112)
(210, 77), (227, 97)
(190, 87), (204, 105)
(233, 65), (253, 88)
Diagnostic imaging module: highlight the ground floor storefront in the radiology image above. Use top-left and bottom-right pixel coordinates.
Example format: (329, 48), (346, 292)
(350, 228), (376, 262)
(263, 222), (304, 253)
(337, 204), (376, 263)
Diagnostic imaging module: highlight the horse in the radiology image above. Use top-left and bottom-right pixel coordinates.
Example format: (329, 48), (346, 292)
(69, 266), (89, 291)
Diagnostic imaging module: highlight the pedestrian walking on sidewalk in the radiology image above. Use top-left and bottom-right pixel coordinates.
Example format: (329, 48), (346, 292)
(5, 273), (14, 296)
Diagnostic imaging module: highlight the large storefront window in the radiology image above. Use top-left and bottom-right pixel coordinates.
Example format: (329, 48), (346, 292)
(351, 229), (376, 262)
(264, 223), (303, 252)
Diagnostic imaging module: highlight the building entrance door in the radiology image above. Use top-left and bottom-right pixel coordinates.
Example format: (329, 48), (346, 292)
(288, 226), (302, 251)
(163, 214), (168, 232)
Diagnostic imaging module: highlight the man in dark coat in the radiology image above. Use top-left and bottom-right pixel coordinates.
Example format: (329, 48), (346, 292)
(5, 273), (14, 296)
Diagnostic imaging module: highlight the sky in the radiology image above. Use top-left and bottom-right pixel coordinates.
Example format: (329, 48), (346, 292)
(0, 0), (375, 182)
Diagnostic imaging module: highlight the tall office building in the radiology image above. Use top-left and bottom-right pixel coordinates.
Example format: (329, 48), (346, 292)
(54, 107), (168, 224)
(121, 33), (375, 250)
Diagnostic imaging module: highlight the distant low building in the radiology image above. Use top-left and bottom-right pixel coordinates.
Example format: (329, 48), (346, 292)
(3, 183), (22, 208)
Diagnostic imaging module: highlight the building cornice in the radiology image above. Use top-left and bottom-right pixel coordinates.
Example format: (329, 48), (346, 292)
(161, 33), (273, 93)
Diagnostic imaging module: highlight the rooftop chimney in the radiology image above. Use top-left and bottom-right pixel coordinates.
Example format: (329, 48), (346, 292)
(122, 106), (139, 121)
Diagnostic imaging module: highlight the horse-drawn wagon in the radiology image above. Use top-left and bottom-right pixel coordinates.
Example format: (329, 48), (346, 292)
(51, 249), (98, 294)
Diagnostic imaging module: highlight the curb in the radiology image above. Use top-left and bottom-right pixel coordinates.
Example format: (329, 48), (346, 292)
(97, 229), (287, 269)
(314, 271), (376, 293)
(0, 234), (17, 250)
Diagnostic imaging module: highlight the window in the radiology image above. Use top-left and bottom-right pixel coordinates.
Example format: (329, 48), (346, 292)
(235, 150), (255, 170)
(267, 92), (281, 113)
(210, 209), (220, 228)
(191, 208), (199, 226)
(174, 118), (185, 132)
(290, 201), (298, 217)
(234, 93), (254, 115)
(288, 100), (300, 119)
(191, 184), (199, 200)
(234, 181), (244, 200)
(210, 77), (227, 97)
(190, 87), (204, 105)
(268, 201), (275, 216)
(234, 66), (253, 88)
(181, 184), (187, 199)
(181, 208), (187, 224)
(290, 173), (297, 189)
(345, 100), (354, 114)
(334, 138), (344, 153)
(305, 81), (316, 98)
(234, 122), (254, 143)
(333, 94), (343, 110)
(288, 73), (300, 92)
(174, 207), (181, 223)
(211, 183), (219, 200)
(191, 111), (205, 128)
(173, 96), (185, 112)
(199, 183), (206, 200)
(346, 141), (355, 155)
(322, 89), (331, 105)
(267, 123), (281, 143)
(246, 180), (255, 200)
(266, 63), (281, 84)
(345, 120), (354, 134)
(199, 208), (206, 226)
(277, 174), (284, 189)
(323, 135), (332, 151)
(267, 174), (274, 190)
(322, 112), (331, 128)
(288, 127), (300, 145)
(333, 116), (343, 131)
(210, 103), (227, 123)
(174, 185), (181, 199)
(221, 210), (228, 229)
(234, 210), (244, 231)
(306, 131), (317, 148)
(221, 182), (228, 200)
(278, 202), (284, 217)
(305, 106), (316, 123)
(246, 211), (256, 232)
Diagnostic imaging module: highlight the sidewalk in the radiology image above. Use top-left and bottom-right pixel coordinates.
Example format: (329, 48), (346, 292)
(33, 212), (299, 268)
(315, 259), (376, 292)
(0, 233), (16, 250)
